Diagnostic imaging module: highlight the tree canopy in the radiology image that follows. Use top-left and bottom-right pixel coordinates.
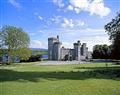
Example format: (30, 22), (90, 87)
(0, 25), (31, 62)
(105, 12), (120, 59)
(92, 44), (111, 59)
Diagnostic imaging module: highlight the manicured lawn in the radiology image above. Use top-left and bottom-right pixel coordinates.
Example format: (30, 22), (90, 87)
(0, 62), (120, 95)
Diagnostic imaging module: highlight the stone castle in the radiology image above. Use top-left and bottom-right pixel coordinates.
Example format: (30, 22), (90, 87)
(48, 35), (90, 61)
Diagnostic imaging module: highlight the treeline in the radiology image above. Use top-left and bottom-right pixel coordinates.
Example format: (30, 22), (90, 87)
(0, 48), (44, 64)
(20, 54), (42, 62)
(105, 12), (120, 60)
(93, 12), (120, 60)
(92, 44), (111, 59)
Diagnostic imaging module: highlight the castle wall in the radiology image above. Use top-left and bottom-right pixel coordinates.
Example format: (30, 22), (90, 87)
(61, 48), (74, 61)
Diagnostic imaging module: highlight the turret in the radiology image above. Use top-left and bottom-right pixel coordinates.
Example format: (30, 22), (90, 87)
(73, 40), (81, 61)
(57, 35), (59, 41)
(53, 42), (62, 60)
(48, 37), (58, 60)
(81, 43), (87, 56)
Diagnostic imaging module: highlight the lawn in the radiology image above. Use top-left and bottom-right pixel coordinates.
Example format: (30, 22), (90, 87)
(0, 62), (120, 95)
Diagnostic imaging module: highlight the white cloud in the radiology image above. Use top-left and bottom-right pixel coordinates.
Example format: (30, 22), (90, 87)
(38, 16), (43, 20)
(76, 20), (85, 26)
(56, 28), (111, 51)
(53, 0), (111, 17)
(9, 0), (21, 9)
(62, 42), (73, 48)
(51, 15), (62, 24)
(89, 0), (111, 17)
(29, 28), (111, 51)
(82, 35), (111, 51)
(68, 0), (111, 17)
(44, 15), (85, 29)
(33, 12), (43, 20)
(53, 0), (64, 7)
(30, 40), (47, 49)
(61, 18), (74, 28)
(67, 5), (74, 10)
(70, 0), (89, 10)
(61, 18), (85, 28)
(38, 30), (44, 33)
(74, 8), (81, 14)
(61, 35), (110, 51)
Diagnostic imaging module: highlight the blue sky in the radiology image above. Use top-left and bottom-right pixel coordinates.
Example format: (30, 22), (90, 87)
(0, 0), (120, 51)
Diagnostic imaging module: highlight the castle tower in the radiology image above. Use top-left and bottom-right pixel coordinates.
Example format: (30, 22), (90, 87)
(48, 36), (59, 60)
(81, 43), (87, 56)
(53, 42), (62, 60)
(74, 40), (81, 61)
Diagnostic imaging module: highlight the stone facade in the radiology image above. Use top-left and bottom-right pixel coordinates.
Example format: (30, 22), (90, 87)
(48, 35), (90, 61)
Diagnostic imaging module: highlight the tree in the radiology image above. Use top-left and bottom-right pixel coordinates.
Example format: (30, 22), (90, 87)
(105, 12), (120, 59)
(92, 44), (110, 59)
(0, 25), (31, 63)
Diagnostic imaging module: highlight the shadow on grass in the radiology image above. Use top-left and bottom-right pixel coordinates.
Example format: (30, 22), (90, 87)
(74, 66), (120, 70)
(0, 67), (120, 82)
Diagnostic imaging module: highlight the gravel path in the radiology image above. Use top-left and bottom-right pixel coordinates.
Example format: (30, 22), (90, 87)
(37, 61), (91, 65)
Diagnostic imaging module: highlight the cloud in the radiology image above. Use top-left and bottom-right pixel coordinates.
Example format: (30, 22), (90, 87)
(47, 16), (85, 28)
(53, 0), (64, 7)
(30, 40), (47, 49)
(29, 28), (110, 51)
(51, 28), (110, 51)
(51, 15), (62, 24)
(53, 0), (111, 17)
(81, 35), (111, 51)
(38, 16), (43, 20)
(62, 42), (73, 48)
(67, 5), (74, 10)
(9, 0), (21, 9)
(34, 12), (43, 20)
(60, 35), (110, 51)
(38, 30), (44, 33)
(68, 0), (111, 17)
(61, 18), (74, 28)
(61, 18), (85, 28)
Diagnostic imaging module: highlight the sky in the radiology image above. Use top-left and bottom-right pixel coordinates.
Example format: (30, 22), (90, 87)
(0, 0), (120, 51)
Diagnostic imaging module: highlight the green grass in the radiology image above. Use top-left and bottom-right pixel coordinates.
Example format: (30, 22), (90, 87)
(0, 62), (120, 95)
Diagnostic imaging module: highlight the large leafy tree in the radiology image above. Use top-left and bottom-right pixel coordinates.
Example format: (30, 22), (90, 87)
(0, 25), (31, 63)
(105, 12), (120, 59)
(92, 44), (111, 59)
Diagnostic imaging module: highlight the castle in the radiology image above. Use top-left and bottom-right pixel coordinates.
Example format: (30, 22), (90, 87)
(48, 35), (90, 61)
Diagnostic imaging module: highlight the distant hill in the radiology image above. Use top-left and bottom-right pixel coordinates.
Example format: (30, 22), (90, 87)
(30, 48), (48, 51)
(30, 48), (48, 55)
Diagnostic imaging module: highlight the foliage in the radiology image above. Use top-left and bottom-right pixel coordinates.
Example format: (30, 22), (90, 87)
(92, 44), (111, 59)
(20, 54), (42, 62)
(0, 25), (31, 63)
(105, 12), (120, 59)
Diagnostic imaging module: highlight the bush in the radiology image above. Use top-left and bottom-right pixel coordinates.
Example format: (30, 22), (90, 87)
(20, 54), (42, 62)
